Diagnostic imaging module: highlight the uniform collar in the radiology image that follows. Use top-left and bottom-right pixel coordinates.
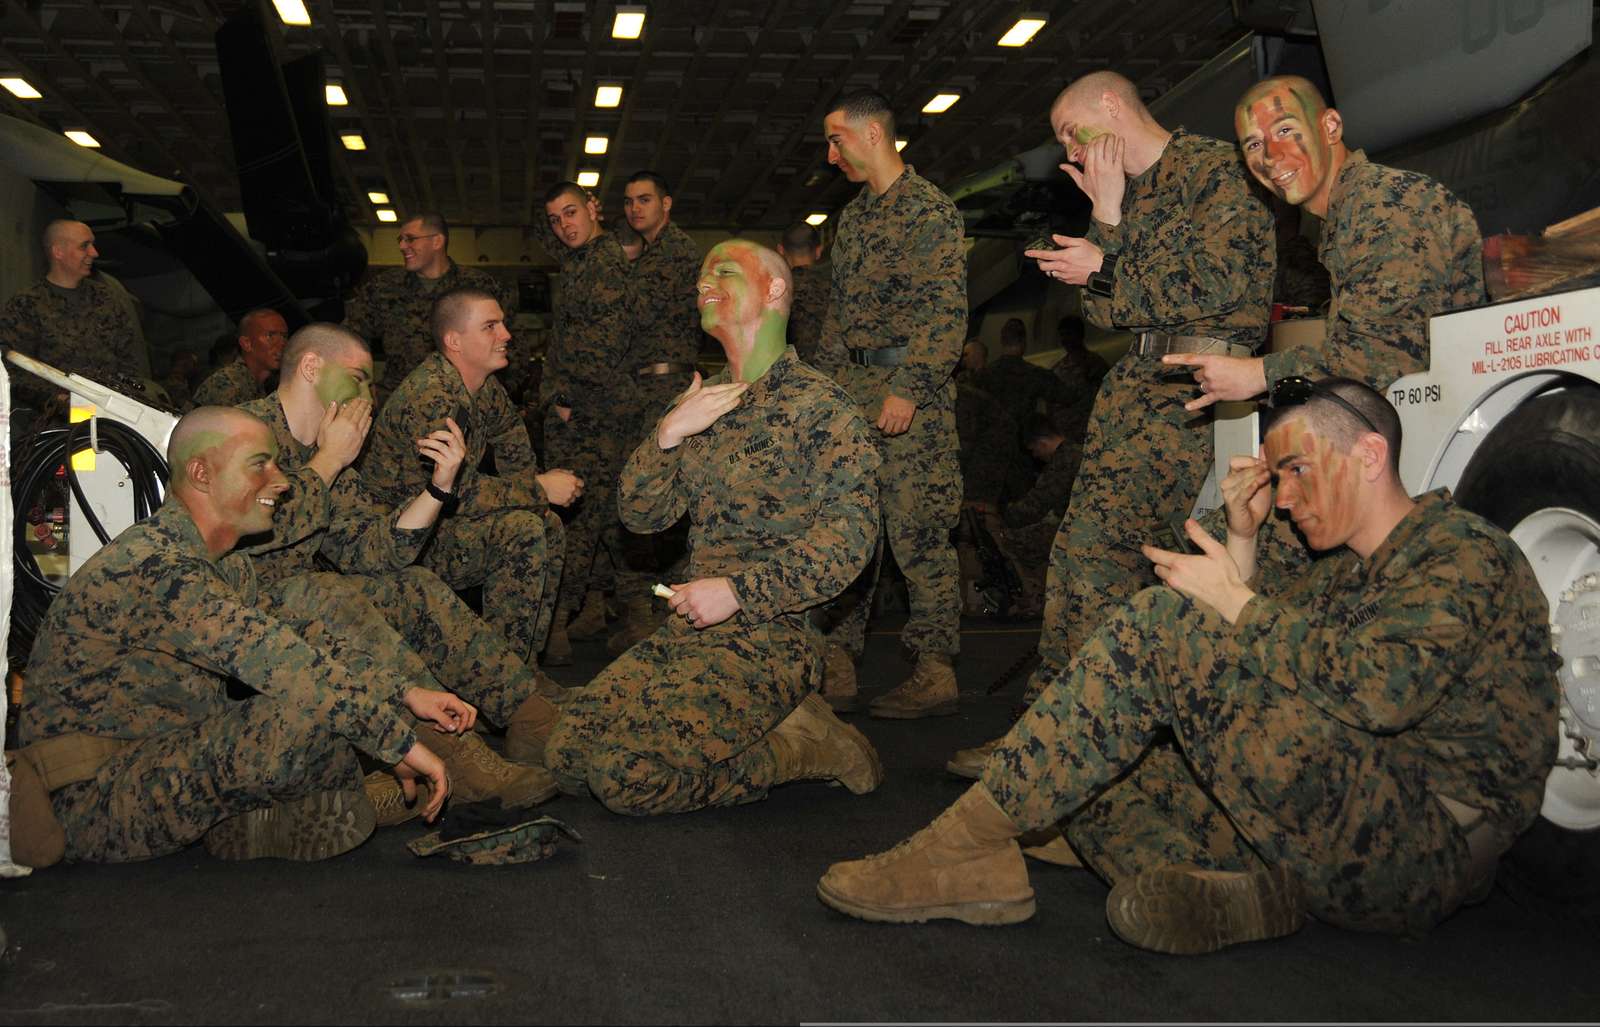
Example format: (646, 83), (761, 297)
(1326, 149), (1370, 217)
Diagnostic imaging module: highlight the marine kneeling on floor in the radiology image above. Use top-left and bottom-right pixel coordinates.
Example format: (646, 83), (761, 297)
(817, 378), (1559, 954)
(543, 240), (886, 814)
(6, 406), (498, 866)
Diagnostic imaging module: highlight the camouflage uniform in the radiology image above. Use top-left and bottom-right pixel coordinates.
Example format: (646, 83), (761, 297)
(813, 166), (967, 659)
(1040, 130), (1274, 690)
(0, 272), (149, 412)
(359, 352), (565, 663)
(1003, 438), (1080, 531)
(345, 260), (513, 400)
(786, 261), (830, 363)
(1262, 151), (1484, 390)
(1273, 233), (1332, 311)
(546, 350), (881, 814)
(616, 222), (703, 605)
(192, 358), (269, 410)
(20, 500), (419, 863)
(540, 232), (636, 616)
(974, 355), (1079, 439)
(955, 380), (1024, 509)
(985, 491), (1558, 935)
(241, 393), (549, 723)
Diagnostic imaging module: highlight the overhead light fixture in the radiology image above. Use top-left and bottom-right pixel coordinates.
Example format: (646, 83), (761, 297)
(376, 209), (398, 223)
(894, 138), (908, 152)
(325, 83), (348, 106)
(271, 0), (311, 27)
(594, 83), (623, 108)
(1, 77), (41, 100)
(612, 5), (646, 39)
(367, 190), (390, 204)
(922, 93), (960, 114)
(576, 170), (601, 188)
(64, 130), (100, 148)
(998, 15), (1047, 47)
(805, 213), (828, 227)
(340, 133), (366, 150)
(584, 134), (609, 155)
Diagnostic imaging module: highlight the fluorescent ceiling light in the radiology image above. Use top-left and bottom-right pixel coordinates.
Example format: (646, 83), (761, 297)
(922, 93), (960, 114)
(1, 77), (41, 99)
(271, 0), (311, 27)
(594, 83), (623, 108)
(367, 191), (390, 204)
(576, 170), (601, 188)
(805, 213), (828, 226)
(325, 83), (348, 106)
(894, 138), (907, 152)
(998, 16), (1047, 47)
(584, 134), (609, 155)
(340, 133), (366, 150)
(612, 6), (646, 39)
(376, 209), (398, 222)
(64, 130), (100, 148)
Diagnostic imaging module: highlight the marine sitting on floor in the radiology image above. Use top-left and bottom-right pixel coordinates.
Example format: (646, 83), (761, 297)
(816, 377), (1558, 954)
(544, 239), (886, 814)
(9, 407), (475, 867)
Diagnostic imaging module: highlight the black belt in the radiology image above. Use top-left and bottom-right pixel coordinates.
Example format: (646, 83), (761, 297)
(1133, 333), (1253, 358)
(848, 346), (909, 368)
(635, 361), (696, 378)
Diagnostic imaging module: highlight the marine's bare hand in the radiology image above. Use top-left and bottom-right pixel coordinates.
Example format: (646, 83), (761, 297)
(315, 397), (373, 471)
(668, 577), (741, 630)
(1163, 353), (1267, 411)
(876, 393), (916, 435)
(658, 373), (749, 449)
(1143, 520), (1255, 624)
(403, 686), (478, 735)
(1221, 454), (1274, 541)
(1064, 133), (1127, 226)
(537, 469), (584, 507)
(417, 416), (467, 491)
(1025, 235), (1104, 286)
(394, 741), (449, 823)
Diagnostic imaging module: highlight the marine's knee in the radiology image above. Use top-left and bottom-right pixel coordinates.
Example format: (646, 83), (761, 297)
(584, 748), (665, 817)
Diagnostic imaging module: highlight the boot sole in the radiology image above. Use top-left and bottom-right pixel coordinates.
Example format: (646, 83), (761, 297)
(816, 879), (1035, 926)
(943, 756), (984, 779)
(831, 720), (884, 795)
(868, 700), (960, 720)
(205, 790), (376, 862)
(1105, 865), (1304, 955)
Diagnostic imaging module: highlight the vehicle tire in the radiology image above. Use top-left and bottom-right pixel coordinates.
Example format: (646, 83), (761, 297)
(1455, 386), (1600, 919)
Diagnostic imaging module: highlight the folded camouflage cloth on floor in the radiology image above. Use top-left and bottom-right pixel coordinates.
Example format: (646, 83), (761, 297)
(406, 800), (581, 866)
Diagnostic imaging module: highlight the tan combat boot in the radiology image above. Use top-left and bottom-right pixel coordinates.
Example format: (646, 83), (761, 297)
(820, 643), (859, 713)
(606, 596), (665, 656)
(504, 693), (563, 766)
(422, 728), (560, 808)
(566, 589), (609, 641)
(869, 654), (959, 719)
(363, 771), (434, 828)
(204, 790), (377, 861)
(945, 736), (1001, 779)
(816, 784), (1035, 925)
(6, 750), (66, 869)
(1105, 864), (1306, 955)
(765, 694), (883, 794)
(543, 612), (573, 667)
(1019, 825), (1084, 867)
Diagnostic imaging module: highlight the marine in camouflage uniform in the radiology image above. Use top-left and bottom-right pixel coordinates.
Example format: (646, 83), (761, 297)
(193, 358), (269, 409)
(1, 257), (149, 415)
(547, 347), (881, 813)
(1029, 97), (1274, 689)
(812, 164), (967, 667)
(973, 350), (1079, 437)
(540, 188), (638, 630)
(361, 349), (565, 665)
(786, 261), (830, 363)
(345, 258), (511, 402)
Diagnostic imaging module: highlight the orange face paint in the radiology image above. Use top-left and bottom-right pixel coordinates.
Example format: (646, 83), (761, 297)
(1264, 416), (1362, 551)
(1234, 80), (1332, 209)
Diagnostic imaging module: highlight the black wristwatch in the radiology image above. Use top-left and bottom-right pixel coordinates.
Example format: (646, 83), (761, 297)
(425, 481), (458, 515)
(1085, 252), (1119, 298)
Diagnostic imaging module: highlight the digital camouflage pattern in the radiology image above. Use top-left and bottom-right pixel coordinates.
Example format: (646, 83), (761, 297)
(546, 350), (880, 814)
(984, 491), (1558, 936)
(973, 355), (1079, 441)
(359, 353), (564, 662)
(191, 358), (269, 410)
(786, 261), (830, 363)
(0, 273), (149, 410)
(1261, 151), (1485, 390)
(21, 500), (421, 862)
(540, 231), (637, 615)
(1003, 436), (1081, 531)
(1274, 233), (1332, 310)
(1042, 131), (1274, 677)
(408, 810), (581, 865)
(344, 260), (512, 399)
(813, 166), (967, 659)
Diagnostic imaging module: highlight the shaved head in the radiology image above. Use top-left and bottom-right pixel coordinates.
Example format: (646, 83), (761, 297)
(1054, 71), (1144, 120)
(168, 406), (263, 487)
(1236, 74), (1328, 122)
(43, 219), (88, 252)
(279, 322), (368, 384)
(708, 239), (793, 316)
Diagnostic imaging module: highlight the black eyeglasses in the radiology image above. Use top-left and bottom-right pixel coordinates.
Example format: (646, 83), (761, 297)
(1266, 376), (1380, 433)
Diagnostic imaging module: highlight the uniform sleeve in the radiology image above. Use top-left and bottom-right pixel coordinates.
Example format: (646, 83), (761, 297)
(1083, 155), (1274, 334)
(1263, 181), (1484, 390)
(343, 274), (379, 342)
(562, 251), (639, 413)
(1003, 447), (1079, 528)
(812, 252), (848, 380)
(360, 379), (449, 507)
(885, 201), (967, 407)
(1230, 542), (1495, 733)
(318, 472), (432, 574)
(481, 379), (539, 478)
(726, 405), (882, 621)
(617, 427), (689, 533)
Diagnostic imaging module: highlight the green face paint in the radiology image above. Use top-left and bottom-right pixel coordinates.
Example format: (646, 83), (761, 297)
(697, 242), (791, 382)
(314, 357), (372, 406)
(1073, 125), (1105, 145)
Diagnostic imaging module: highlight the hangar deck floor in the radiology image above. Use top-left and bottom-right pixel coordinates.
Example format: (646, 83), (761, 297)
(1, 616), (1593, 1024)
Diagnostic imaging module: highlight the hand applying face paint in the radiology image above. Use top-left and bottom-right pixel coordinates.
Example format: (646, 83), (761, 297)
(307, 397), (374, 485)
(1064, 132), (1128, 228)
(657, 372), (750, 450)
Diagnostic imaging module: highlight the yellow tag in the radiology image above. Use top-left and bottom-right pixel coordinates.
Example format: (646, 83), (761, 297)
(70, 406), (96, 470)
